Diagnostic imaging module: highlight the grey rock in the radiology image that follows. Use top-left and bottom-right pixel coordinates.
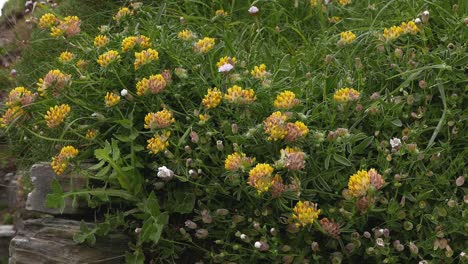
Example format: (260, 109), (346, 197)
(25, 163), (87, 215)
(0, 225), (15, 262)
(9, 218), (128, 264)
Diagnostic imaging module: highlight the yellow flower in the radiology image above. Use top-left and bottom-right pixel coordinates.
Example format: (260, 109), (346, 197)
(178, 30), (194, 41)
(6, 87), (35, 106)
(333, 87), (361, 103)
(51, 146), (79, 175)
(202, 87), (223, 109)
(224, 85), (256, 104)
(144, 109), (175, 129)
(53, 16), (81, 38)
(76, 59), (88, 69)
(97, 50), (121, 67)
(114, 7), (134, 21)
(199, 114), (210, 122)
(85, 129), (98, 140)
(0, 106), (24, 128)
(310, 0), (319, 6)
(248, 163), (274, 193)
(39, 13), (57, 29)
(147, 131), (171, 154)
(37, 69), (71, 96)
(225, 152), (256, 171)
(136, 74), (167, 96)
(59, 51), (74, 63)
(251, 64), (270, 79)
(94, 35), (109, 48)
(134, 48), (159, 70)
(104, 92), (121, 107)
(401, 21), (419, 35)
(215, 9), (228, 16)
(292, 201), (321, 227)
(50, 27), (64, 37)
(194, 37), (215, 53)
(348, 170), (371, 197)
(338, 0), (351, 6)
(328, 16), (341, 23)
(383, 26), (404, 41)
(44, 104), (71, 128)
(216, 56), (237, 68)
(121, 35), (151, 52)
(263, 111), (289, 141)
(339, 31), (356, 45)
(274, 91), (300, 109)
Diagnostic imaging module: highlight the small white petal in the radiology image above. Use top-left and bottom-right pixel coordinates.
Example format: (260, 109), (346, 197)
(218, 63), (234, 73)
(120, 89), (128, 96)
(254, 241), (262, 249)
(248, 6), (259, 14)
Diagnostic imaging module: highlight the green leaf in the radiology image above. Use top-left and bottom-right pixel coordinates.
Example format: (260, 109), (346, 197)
(111, 139), (121, 161)
(45, 179), (65, 211)
(115, 119), (132, 129)
(125, 250), (145, 264)
(325, 154), (331, 170)
(88, 160), (106, 170)
(391, 119), (403, 127)
(146, 192), (160, 217)
(333, 154), (352, 167)
(353, 136), (374, 154)
(167, 190), (196, 214)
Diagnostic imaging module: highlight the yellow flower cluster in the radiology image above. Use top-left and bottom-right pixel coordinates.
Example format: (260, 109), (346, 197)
(292, 201), (321, 227)
(0, 106), (24, 128)
(121, 35), (151, 52)
(59, 51), (74, 63)
(85, 129), (97, 140)
(178, 30), (194, 41)
(194, 37), (215, 53)
(248, 163), (274, 193)
(215, 9), (228, 16)
(348, 170), (371, 197)
(44, 104), (71, 128)
(338, 0), (351, 6)
(97, 50), (121, 67)
(147, 131), (171, 154)
(76, 59), (88, 69)
(6, 87), (35, 106)
(310, 0), (319, 6)
(251, 64), (270, 79)
(383, 21), (420, 41)
(144, 109), (175, 129)
(263, 111), (289, 141)
(328, 16), (341, 23)
(94, 35), (109, 48)
(37, 69), (71, 96)
(113, 7), (134, 21)
(216, 56), (237, 68)
(339, 31), (357, 45)
(50, 16), (81, 38)
(202, 88), (223, 109)
(224, 85), (256, 105)
(274, 91), (300, 109)
(51, 146), (79, 175)
(104, 92), (121, 107)
(38, 13), (58, 29)
(136, 74), (167, 95)
(333, 87), (361, 103)
(134, 48), (159, 70)
(225, 152), (256, 171)
(279, 147), (306, 170)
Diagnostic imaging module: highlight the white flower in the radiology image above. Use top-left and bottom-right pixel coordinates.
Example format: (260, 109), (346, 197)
(460, 252), (466, 257)
(240, 234), (247, 240)
(248, 6), (259, 15)
(120, 89), (128, 96)
(157, 166), (174, 181)
(422, 10), (429, 16)
(254, 241), (262, 249)
(414, 18), (421, 24)
(376, 238), (385, 247)
(390, 137), (402, 148)
(218, 63), (234, 73)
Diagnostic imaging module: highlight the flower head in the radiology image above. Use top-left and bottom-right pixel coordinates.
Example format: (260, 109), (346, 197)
(390, 137), (402, 148)
(147, 131), (171, 155)
(339, 31), (356, 45)
(279, 147), (306, 170)
(401, 21), (419, 34)
(6, 87), (36, 106)
(51, 16), (81, 38)
(224, 85), (256, 104)
(333, 88), (361, 103)
(0, 106), (25, 128)
(348, 170), (371, 197)
(59, 51), (74, 63)
(85, 129), (98, 140)
(202, 87), (223, 109)
(383, 26), (404, 41)
(37, 69), (71, 96)
(178, 30), (194, 41)
(263, 111), (289, 141)
(274, 91), (300, 109)
(136, 74), (167, 96)
(248, 6), (259, 15)
(114, 7), (134, 21)
(293, 201), (321, 227)
(251, 64), (270, 79)
(144, 109), (175, 129)
(194, 37), (215, 53)
(215, 9), (228, 17)
(97, 50), (121, 67)
(44, 104), (71, 128)
(224, 152), (256, 171)
(134, 48), (159, 70)
(157, 166), (174, 181)
(248, 163), (274, 193)
(285, 121), (309, 142)
(51, 146), (79, 175)
(121, 35), (152, 52)
(94, 35), (109, 48)
(338, 0), (351, 6)
(104, 92), (121, 107)
(368, 168), (385, 190)
(39, 13), (58, 29)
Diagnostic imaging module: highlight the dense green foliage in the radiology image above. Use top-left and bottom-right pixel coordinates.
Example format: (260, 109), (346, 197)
(1, 0), (467, 263)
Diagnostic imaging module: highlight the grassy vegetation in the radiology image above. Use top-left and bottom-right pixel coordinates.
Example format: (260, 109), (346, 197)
(1, 0), (467, 263)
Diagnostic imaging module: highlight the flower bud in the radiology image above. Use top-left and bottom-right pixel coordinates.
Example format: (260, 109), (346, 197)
(419, 80), (427, 89)
(201, 210), (213, 224)
(185, 220), (198, 229)
(248, 6), (259, 15)
(195, 229), (209, 239)
(456, 176), (465, 186)
(394, 48), (403, 59)
(216, 140), (224, 151)
(231, 123), (238, 134)
(363, 231), (371, 238)
(216, 209), (229, 216)
(190, 131), (199, 143)
(157, 166), (174, 181)
(324, 54), (333, 64)
(409, 242), (419, 254)
(421, 10), (430, 23)
(311, 241), (319, 252)
(254, 241), (269, 251)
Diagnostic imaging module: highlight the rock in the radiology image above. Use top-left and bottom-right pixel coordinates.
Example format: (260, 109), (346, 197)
(9, 218), (128, 264)
(25, 163), (87, 215)
(0, 225), (15, 261)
